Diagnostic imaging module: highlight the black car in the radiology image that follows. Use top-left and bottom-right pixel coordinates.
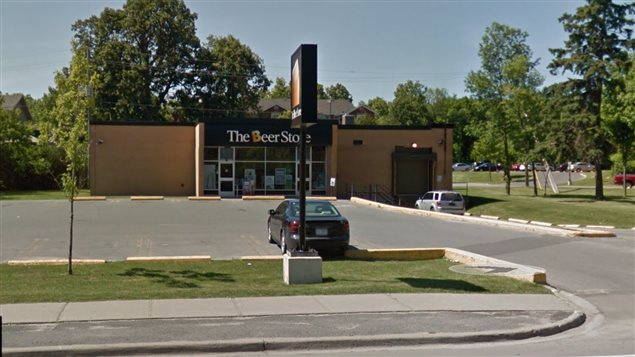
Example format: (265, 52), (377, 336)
(267, 199), (350, 255)
(473, 162), (498, 171)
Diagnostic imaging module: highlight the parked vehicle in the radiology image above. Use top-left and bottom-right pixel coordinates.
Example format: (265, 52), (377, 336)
(511, 163), (522, 171)
(527, 163), (553, 171)
(452, 163), (471, 171)
(267, 199), (350, 255)
(557, 163), (570, 172)
(614, 173), (635, 189)
(415, 191), (465, 215)
(473, 162), (497, 171)
(569, 162), (595, 172)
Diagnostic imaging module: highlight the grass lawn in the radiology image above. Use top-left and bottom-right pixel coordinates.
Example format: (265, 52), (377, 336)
(0, 189), (90, 200)
(0, 259), (548, 304)
(454, 185), (634, 228)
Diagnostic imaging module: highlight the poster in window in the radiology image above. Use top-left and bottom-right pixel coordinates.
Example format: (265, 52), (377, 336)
(204, 164), (217, 190)
(275, 168), (286, 185)
(265, 176), (275, 190)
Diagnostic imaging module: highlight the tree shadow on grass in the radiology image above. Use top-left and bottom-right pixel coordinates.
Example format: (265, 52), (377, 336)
(464, 196), (503, 209)
(398, 277), (487, 292)
(118, 268), (234, 289)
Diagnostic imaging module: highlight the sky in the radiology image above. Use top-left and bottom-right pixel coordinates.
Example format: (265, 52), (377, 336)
(1, 0), (587, 104)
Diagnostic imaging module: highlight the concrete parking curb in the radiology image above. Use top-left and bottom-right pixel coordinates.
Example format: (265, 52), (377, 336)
(350, 197), (616, 238)
(126, 256), (211, 262)
(345, 247), (547, 284)
(130, 196), (164, 201)
(74, 196), (107, 201)
(188, 196), (221, 201)
(242, 195), (285, 200)
(1, 310), (585, 356)
(7, 259), (106, 265)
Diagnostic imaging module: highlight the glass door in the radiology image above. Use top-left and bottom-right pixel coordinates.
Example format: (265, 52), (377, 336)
(219, 148), (234, 197)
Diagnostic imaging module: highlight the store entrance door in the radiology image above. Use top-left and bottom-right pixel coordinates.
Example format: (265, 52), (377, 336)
(219, 162), (234, 197)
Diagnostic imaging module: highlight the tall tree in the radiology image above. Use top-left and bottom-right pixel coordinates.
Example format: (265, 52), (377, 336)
(266, 77), (291, 98)
(466, 22), (543, 195)
(603, 53), (635, 196)
(42, 49), (94, 275)
(549, 0), (635, 200)
(389, 80), (431, 126)
(72, 0), (200, 121)
(182, 35), (270, 120)
(325, 83), (353, 102)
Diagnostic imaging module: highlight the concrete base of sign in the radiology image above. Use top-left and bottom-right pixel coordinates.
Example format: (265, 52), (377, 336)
(283, 253), (322, 284)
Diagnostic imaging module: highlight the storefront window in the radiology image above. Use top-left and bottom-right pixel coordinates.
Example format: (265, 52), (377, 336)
(204, 147), (218, 161)
(312, 146), (326, 162)
(235, 162), (265, 193)
(312, 162), (326, 191)
(267, 147), (295, 161)
(220, 147), (233, 161)
(235, 147), (265, 161)
(266, 163), (295, 191)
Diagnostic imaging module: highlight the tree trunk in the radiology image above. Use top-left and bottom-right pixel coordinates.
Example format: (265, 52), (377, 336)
(623, 154), (628, 198)
(68, 197), (74, 275)
(594, 158), (604, 200)
(503, 130), (511, 195)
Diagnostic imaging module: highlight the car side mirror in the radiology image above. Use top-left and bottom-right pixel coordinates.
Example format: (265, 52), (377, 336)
(268, 209), (276, 215)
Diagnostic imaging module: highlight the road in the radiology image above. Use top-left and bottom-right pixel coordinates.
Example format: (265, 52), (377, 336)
(1, 199), (634, 355)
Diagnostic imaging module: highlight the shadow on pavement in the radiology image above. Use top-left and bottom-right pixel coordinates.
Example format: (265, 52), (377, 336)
(398, 277), (487, 292)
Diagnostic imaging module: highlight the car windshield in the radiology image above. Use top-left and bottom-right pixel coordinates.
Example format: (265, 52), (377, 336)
(441, 193), (463, 201)
(289, 202), (340, 217)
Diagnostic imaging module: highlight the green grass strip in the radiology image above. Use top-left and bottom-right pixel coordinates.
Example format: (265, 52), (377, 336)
(0, 259), (548, 304)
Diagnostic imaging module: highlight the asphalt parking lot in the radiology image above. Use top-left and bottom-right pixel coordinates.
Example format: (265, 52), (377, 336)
(1, 198), (555, 262)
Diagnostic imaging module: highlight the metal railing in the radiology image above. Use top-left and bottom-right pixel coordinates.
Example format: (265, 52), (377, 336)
(346, 183), (396, 205)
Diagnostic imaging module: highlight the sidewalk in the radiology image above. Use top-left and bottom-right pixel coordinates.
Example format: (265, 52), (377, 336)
(1, 293), (586, 355)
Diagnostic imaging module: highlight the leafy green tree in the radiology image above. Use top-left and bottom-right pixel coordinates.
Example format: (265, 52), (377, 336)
(266, 77), (291, 98)
(466, 22), (543, 195)
(72, 0), (200, 121)
(181, 35), (270, 120)
(389, 80), (431, 126)
(0, 99), (50, 190)
(603, 54), (635, 196)
(42, 49), (94, 275)
(444, 97), (484, 164)
(549, 0), (635, 200)
(325, 83), (353, 102)
(316, 83), (327, 100)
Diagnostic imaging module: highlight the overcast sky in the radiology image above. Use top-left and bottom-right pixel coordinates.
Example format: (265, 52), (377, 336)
(1, 0), (588, 104)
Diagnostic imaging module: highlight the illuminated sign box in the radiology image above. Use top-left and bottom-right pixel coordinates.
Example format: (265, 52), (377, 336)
(290, 44), (318, 128)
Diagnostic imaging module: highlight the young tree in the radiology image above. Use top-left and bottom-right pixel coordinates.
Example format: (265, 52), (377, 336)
(42, 49), (94, 275)
(465, 22), (543, 195)
(549, 0), (635, 200)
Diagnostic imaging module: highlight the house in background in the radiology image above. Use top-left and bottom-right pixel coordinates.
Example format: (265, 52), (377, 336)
(1, 94), (32, 122)
(257, 99), (375, 125)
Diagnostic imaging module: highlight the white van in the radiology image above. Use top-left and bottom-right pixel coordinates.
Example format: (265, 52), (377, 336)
(415, 191), (466, 215)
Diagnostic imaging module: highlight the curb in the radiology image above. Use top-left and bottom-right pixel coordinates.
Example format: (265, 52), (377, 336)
(7, 259), (106, 265)
(344, 247), (547, 284)
(130, 196), (164, 201)
(1, 311), (585, 356)
(188, 196), (221, 201)
(241, 195), (285, 200)
(350, 197), (616, 238)
(126, 256), (211, 262)
(74, 196), (107, 201)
